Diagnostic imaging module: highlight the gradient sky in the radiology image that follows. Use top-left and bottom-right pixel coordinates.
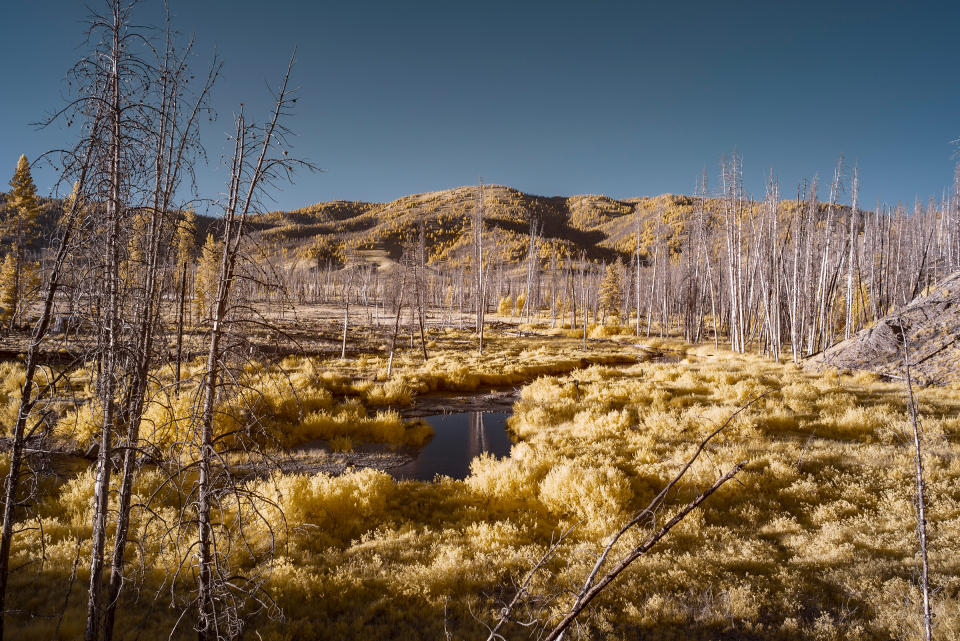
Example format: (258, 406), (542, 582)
(1, 0), (958, 212)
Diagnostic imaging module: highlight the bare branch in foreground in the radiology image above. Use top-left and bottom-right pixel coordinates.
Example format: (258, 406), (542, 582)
(899, 318), (933, 641)
(543, 461), (745, 641)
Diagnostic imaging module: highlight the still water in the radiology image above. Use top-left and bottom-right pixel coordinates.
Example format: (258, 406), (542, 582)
(390, 411), (512, 481)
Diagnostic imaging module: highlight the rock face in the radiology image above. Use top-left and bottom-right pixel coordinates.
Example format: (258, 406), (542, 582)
(811, 271), (960, 385)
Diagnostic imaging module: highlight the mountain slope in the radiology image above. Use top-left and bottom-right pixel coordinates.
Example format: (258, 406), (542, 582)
(249, 185), (698, 265)
(811, 271), (960, 385)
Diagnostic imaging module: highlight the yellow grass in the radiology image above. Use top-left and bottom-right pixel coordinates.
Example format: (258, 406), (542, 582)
(4, 336), (960, 640)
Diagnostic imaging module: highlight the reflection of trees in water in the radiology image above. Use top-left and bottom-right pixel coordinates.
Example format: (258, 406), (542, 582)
(468, 411), (489, 460)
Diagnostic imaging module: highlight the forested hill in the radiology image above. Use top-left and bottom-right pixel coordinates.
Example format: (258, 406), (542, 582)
(3, 184), (858, 267)
(248, 184), (859, 266)
(248, 185), (678, 264)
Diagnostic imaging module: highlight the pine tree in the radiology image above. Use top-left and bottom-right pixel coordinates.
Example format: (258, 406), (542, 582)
(0, 254), (17, 325)
(2, 156), (41, 328)
(175, 208), (197, 266)
(5, 155), (40, 240)
(598, 260), (624, 325)
(194, 233), (221, 320)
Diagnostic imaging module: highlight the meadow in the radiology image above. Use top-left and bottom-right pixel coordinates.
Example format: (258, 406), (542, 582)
(2, 329), (958, 640)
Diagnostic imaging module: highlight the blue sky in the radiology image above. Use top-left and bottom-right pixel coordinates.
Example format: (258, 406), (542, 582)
(1, 0), (958, 211)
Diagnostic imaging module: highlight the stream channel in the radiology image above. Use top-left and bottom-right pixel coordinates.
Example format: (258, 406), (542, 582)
(390, 411), (512, 481)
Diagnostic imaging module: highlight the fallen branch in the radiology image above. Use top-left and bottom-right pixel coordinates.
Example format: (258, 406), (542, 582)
(483, 522), (582, 641)
(571, 390), (773, 610)
(900, 318), (933, 641)
(543, 461), (745, 641)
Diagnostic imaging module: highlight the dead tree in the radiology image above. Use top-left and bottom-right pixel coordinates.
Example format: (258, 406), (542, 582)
(474, 180), (486, 353)
(900, 322), (933, 641)
(189, 54), (309, 640)
(415, 222), (429, 361)
(0, 135), (98, 641)
(102, 25), (218, 641)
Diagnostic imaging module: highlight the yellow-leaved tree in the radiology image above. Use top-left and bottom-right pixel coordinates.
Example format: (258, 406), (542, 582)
(598, 260), (624, 325)
(497, 295), (513, 317)
(193, 233), (221, 321)
(2, 155), (41, 328)
(175, 208), (197, 267)
(0, 254), (17, 325)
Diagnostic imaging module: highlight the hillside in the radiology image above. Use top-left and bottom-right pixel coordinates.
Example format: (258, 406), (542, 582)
(248, 185), (702, 266)
(810, 271), (960, 385)
(4, 185), (859, 273)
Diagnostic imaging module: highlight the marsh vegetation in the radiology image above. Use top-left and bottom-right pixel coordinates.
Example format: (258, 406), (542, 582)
(1, 2), (959, 640)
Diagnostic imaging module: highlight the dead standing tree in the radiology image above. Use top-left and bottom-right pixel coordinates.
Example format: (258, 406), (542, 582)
(187, 54), (312, 640)
(102, 26), (219, 641)
(75, 4), (168, 637)
(0, 135), (100, 641)
(474, 180), (486, 354)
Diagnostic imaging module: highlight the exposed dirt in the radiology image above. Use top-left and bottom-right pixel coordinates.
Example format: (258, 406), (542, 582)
(233, 444), (414, 478)
(809, 271), (960, 385)
(401, 389), (518, 418)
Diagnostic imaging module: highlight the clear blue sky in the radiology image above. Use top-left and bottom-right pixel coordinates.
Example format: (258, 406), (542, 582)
(1, 0), (958, 211)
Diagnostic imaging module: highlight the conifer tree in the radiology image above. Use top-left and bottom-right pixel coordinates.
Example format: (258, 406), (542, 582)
(0, 255), (17, 325)
(2, 155), (41, 328)
(598, 260), (624, 324)
(175, 208), (197, 266)
(194, 233), (221, 320)
(5, 155), (40, 236)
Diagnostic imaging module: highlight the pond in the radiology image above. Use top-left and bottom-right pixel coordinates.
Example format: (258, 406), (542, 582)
(390, 411), (512, 481)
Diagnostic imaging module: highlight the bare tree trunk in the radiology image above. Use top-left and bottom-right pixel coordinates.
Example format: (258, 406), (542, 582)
(85, 12), (125, 635)
(0, 148), (93, 641)
(900, 323), (933, 641)
(634, 206), (642, 336)
(387, 266), (408, 378)
(416, 223), (429, 361)
(845, 167), (860, 340)
(341, 285), (349, 359)
(474, 180), (485, 354)
(175, 264), (187, 392)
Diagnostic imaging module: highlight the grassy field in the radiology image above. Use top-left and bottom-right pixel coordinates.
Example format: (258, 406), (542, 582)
(2, 330), (959, 640)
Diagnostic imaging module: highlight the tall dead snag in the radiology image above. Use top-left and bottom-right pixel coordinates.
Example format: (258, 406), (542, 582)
(190, 54), (309, 640)
(341, 253), (354, 360)
(415, 221), (429, 361)
(474, 180), (486, 354)
(634, 204), (642, 336)
(386, 258), (408, 378)
(523, 215), (540, 325)
(102, 25), (218, 641)
(844, 167), (860, 340)
(174, 208), (198, 392)
(0, 145), (96, 641)
(900, 320), (933, 641)
(81, 4), (158, 637)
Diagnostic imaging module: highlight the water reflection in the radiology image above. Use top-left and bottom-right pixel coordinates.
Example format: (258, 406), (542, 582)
(390, 411), (511, 481)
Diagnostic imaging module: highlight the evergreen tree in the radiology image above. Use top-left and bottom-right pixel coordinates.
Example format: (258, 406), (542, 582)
(5, 155), (40, 241)
(598, 260), (624, 324)
(194, 233), (221, 320)
(2, 155), (41, 328)
(175, 207), (198, 266)
(0, 254), (17, 325)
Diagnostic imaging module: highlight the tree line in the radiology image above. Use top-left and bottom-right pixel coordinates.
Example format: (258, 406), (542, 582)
(0, 1), (958, 638)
